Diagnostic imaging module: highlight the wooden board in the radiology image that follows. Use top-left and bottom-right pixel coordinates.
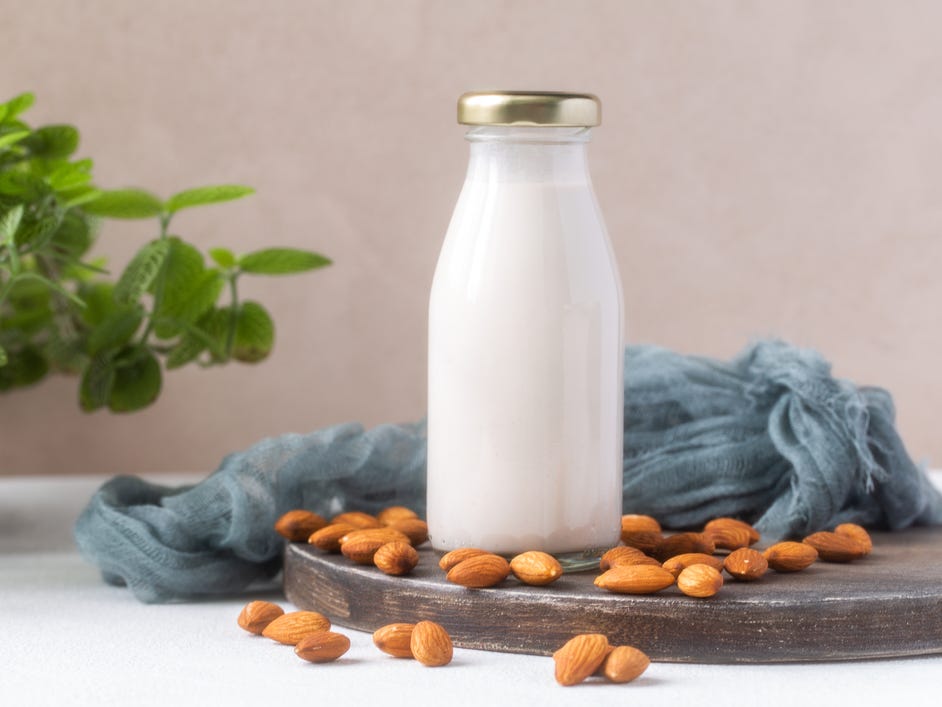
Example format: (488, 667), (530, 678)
(284, 527), (942, 663)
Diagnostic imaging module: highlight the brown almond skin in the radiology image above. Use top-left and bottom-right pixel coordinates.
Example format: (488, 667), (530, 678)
(704, 517), (760, 544)
(446, 553), (511, 588)
(376, 506), (419, 525)
(763, 541), (819, 572)
(601, 645), (650, 683)
(294, 631), (351, 663)
(438, 547), (489, 572)
(599, 546), (650, 571)
(373, 541), (419, 575)
(594, 564), (676, 594)
(724, 547), (769, 580)
(261, 611), (331, 645)
(619, 530), (664, 556)
(705, 525), (754, 551)
(834, 523), (873, 554)
(341, 528), (412, 564)
(677, 563), (724, 597)
(621, 514), (662, 534)
(330, 511), (382, 529)
(274, 510), (328, 542)
(411, 620), (453, 666)
(554, 633), (611, 686)
(509, 551), (563, 586)
(662, 552), (725, 578)
(373, 623), (416, 658)
(654, 532), (715, 562)
(803, 531), (868, 562)
(237, 600), (284, 635)
(386, 518), (429, 546)
(308, 523), (356, 552)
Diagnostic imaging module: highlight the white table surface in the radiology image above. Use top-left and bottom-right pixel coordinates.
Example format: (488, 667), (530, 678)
(2, 472), (942, 707)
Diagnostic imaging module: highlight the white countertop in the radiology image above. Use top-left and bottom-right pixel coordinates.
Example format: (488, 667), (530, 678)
(2, 473), (942, 707)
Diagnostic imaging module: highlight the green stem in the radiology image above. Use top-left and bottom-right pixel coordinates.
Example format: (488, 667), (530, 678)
(224, 272), (239, 360)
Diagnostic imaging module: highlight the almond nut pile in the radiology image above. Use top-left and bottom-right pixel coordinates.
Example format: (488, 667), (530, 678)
(554, 634), (649, 686)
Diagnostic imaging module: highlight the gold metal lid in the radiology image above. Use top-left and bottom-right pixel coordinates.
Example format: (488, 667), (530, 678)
(457, 91), (601, 127)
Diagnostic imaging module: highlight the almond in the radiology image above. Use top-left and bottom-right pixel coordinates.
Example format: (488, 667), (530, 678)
(803, 531), (868, 562)
(621, 514), (662, 535)
(509, 551), (563, 586)
(294, 631), (351, 663)
(446, 553), (511, 588)
(677, 564), (724, 597)
(386, 518), (429, 546)
(330, 511), (382, 529)
(553, 633), (611, 686)
(654, 532), (715, 561)
(834, 523), (873, 555)
(237, 600), (284, 635)
(763, 541), (818, 572)
(373, 622), (416, 658)
(723, 547), (768, 581)
(662, 552), (725, 578)
(373, 541), (419, 575)
(599, 546), (652, 570)
(705, 525), (754, 551)
(438, 547), (489, 572)
(340, 528), (412, 564)
(599, 645), (650, 683)
(594, 564), (676, 594)
(308, 522), (356, 552)
(410, 620), (453, 666)
(704, 517), (760, 544)
(274, 510), (328, 542)
(261, 611), (331, 645)
(619, 530), (664, 556)
(376, 506), (419, 525)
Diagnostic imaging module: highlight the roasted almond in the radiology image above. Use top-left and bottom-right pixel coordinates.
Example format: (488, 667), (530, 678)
(705, 525), (754, 551)
(654, 532), (715, 561)
(294, 631), (351, 663)
(554, 633), (611, 686)
(677, 563), (724, 597)
(373, 541), (419, 575)
(619, 530), (664, 556)
(411, 620), (453, 666)
(330, 511), (382, 529)
(834, 523), (873, 554)
(599, 545), (652, 570)
(600, 645), (650, 683)
(723, 547), (768, 581)
(386, 518), (429, 546)
(704, 517), (760, 544)
(340, 528), (412, 564)
(274, 510), (328, 542)
(308, 522), (356, 552)
(261, 611), (331, 645)
(594, 564), (676, 594)
(509, 551), (563, 586)
(237, 600), (284, 635)
(763, 541), (818, 572)
(373, 622), (416, 658)
(438, 547), (489, 572)
(376, 506), (419, 525)
(446, 553), (511, 588)
(803, 531), (868, 562)
(662, 552), (725, 578)
(621, 514), (662, 535)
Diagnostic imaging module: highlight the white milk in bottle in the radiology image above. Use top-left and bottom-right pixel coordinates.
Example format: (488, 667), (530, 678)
(427, 92), (624, 564)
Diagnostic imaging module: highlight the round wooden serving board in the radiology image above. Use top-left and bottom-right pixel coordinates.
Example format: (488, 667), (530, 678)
(284, 527), (942, 663)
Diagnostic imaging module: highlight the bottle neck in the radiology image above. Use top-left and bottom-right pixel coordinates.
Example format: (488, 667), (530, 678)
(464, 126), (593, 185)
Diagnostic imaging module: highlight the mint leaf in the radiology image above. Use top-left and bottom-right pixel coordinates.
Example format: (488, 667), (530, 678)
(0, 345), (7, 367)
(154, 268), (224, 339)
(232, 300), (274, 363)
(108, 348), (162, 412)
(79, 354), (115, 411)
(0, 345), (49, 391)
(22, 125), (79, 159)
(114, 238), (171, 304)
(0, 93), (35, 123)
(239, 248), (331, 275)
(164, 185), (254, 213)
(1, 204), (24, 245)
(0, 130), (30, 150)
(83, 189), (164, 219)
(87, 306), (144, 355)
(208, 247), (236, 269)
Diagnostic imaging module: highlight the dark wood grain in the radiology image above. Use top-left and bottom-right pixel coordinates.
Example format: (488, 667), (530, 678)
(284, 527), (942, 663)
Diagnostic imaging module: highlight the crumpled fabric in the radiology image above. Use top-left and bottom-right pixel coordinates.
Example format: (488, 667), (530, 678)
(74, 340), (942, 602)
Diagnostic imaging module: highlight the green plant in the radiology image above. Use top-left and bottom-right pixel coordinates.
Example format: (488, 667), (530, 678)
(0, 92), (330, 412)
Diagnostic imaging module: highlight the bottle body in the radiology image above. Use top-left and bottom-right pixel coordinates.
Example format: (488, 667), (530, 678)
(427, 126), (624, 556)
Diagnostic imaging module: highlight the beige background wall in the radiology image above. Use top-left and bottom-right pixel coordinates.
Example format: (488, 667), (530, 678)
(1, 0), (940, 475)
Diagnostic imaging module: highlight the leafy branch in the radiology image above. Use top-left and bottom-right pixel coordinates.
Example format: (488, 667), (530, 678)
(0, 92), (330, 412)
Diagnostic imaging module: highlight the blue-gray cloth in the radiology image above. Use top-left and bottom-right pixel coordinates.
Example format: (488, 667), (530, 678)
(74, 340), (942, 603)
